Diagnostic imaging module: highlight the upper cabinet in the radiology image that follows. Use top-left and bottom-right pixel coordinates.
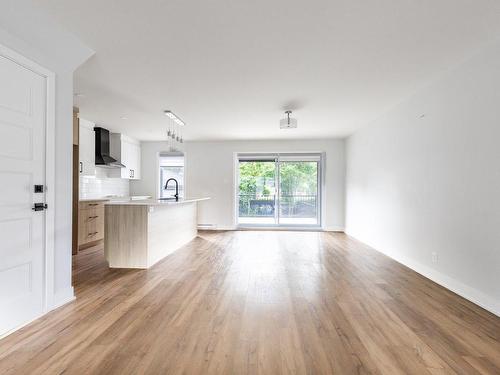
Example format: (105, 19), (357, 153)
(109, 133), (141, 180)
(79, 117), (96, 176)
(128, 141), (141, 180)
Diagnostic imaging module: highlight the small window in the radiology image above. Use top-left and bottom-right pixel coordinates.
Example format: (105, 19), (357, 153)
(159, 153), (184, 199)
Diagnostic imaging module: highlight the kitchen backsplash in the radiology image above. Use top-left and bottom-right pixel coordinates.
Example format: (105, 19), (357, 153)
(79, 168), (130, 199)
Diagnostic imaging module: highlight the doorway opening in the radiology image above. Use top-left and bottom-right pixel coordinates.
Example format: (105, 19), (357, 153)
(236, 153), (322, 228)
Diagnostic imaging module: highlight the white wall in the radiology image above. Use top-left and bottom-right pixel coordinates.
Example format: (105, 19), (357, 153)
(131, 139), (345, 230)
(0, 1), (93, 308)
(345, 40), (500, 316)
(130, 141), (169, 200)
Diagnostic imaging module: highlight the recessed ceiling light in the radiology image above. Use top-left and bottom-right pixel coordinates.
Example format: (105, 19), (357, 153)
(120, 116), (128, 120)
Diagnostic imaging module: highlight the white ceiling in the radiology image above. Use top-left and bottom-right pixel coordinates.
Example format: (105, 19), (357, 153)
(38, 0), (500, 141)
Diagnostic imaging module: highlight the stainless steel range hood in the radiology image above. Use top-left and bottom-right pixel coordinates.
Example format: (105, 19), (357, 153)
(94, 127), (126, 168)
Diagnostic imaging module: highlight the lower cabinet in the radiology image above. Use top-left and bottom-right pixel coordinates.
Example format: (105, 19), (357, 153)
(78, 201), (105, 248)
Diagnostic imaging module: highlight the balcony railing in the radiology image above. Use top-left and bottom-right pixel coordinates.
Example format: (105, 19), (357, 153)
(238, 194), (317, 218)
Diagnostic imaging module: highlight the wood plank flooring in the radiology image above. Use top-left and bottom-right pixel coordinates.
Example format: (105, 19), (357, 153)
(0, 231), (499, 374)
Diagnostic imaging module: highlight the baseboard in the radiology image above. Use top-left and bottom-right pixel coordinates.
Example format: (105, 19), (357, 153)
(0, 287), (76, 340)
(0, 311), (48, 340)
(198, 225), (236, 231)
(345, 231), (500, 317)
(51, 286), (76, 310)
(198, 225), (346, 232)
(323, 226), (345, 232)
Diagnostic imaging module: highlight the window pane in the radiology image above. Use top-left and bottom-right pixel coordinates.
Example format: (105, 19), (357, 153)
(159, 155), (184, 198)
(279, 161), (318, 225)
(238, 160), (276, 225)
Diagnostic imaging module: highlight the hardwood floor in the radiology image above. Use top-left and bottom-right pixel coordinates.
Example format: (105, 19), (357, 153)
(0, 231), (499, 374)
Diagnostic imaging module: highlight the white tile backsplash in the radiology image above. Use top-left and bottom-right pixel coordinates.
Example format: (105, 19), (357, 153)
(79, 168), (130, 199)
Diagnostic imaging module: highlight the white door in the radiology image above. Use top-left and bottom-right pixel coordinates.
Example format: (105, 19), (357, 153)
(0, 55), (47, 336)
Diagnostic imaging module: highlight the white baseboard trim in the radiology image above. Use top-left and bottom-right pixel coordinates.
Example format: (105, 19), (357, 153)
(0, 311), (47, 340)
(323, 226), (345, 232)
(51, 286), (76, 310)
(198, 225), (236, 231)
(199, 225), (346, 232)
(0, 287), (76, 340)
(346, 231), (500, 317)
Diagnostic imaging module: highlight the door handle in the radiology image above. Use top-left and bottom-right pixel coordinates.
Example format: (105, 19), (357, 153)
(79, 161), (83, 173)
(32, 203), (48, 211)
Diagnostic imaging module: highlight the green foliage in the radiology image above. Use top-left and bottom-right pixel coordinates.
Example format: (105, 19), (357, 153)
(239, 161), (275, 196)
(238, 161), (317, 197)
(279, 162), (317, 196)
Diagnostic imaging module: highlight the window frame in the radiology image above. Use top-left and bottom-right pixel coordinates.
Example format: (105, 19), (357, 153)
(234, 152), (323, 229)
(157, 153), (185, 199)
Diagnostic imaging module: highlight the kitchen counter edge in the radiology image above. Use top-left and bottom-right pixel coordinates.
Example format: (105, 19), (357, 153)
(104, 197), (211, 206)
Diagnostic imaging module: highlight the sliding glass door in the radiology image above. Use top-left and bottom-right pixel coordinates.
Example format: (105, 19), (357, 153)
(278, 158), (319, 225)
(237, 154), (321, 227)
(238, 158), (277, 225)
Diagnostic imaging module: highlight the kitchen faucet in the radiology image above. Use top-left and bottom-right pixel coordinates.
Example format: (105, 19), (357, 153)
(164, 178), (179, 201)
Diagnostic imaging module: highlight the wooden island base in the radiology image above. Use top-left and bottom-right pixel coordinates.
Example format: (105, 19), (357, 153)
(104, 198), (208, 268)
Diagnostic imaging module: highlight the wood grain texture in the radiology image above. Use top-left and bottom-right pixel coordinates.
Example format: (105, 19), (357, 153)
(78, 201), (105, 247)
(104, 205), (148, 268)
(105, 202), (198, 269)
(0, 231), (499, 374)
(72, 108), (79, 146)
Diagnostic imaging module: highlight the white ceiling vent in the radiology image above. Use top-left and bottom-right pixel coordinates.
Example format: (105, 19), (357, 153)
(280, 110), (297, 129)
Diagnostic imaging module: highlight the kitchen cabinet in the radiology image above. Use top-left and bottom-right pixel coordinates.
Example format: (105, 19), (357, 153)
(79, 118), (95, 176)
(78, 200), (106, 247)
(104, 198), (209, 268)
(128, 141), (141, 180)
(110, 133), (141, 180)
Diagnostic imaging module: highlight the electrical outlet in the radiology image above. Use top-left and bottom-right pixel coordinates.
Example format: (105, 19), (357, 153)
(431, 252), (438, 264)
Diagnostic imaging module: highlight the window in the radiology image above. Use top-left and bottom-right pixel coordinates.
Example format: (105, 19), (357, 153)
(237, 153), (321, 227)
(159, 153), (185, 199)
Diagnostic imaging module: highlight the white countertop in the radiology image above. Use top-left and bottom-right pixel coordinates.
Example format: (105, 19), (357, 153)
(80, 195), (152, 203)
(79, 198), (110, 202)
(104, 197), (210, 206)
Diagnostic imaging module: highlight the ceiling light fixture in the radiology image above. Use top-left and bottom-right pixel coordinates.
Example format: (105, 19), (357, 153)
(280, 110), (297, 129)
(164, 110), (185, 126)
(165, 110), (185, 152)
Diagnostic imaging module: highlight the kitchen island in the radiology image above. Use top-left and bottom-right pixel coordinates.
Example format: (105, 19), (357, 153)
(104, 198), (210, 268)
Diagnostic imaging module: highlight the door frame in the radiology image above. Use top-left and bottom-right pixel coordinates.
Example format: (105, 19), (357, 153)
(234, 152), (324, 230)
(0, 44), (56, 319)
